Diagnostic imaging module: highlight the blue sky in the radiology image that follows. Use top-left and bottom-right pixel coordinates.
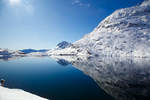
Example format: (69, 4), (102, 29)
(0, 0), (143, 50)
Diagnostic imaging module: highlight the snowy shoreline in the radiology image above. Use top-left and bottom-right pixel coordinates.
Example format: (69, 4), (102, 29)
(0, 86), (48, 100)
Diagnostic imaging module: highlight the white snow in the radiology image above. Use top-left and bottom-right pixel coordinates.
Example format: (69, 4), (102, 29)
(0, 86), (48, 100)
(48, 0), (150, 57)
(47, 41), (74, 56)
(27, 52), (48, 57)
(0, 48), (25, 57)
(55, 41), (72, 49)
(140, 0), (150, 6)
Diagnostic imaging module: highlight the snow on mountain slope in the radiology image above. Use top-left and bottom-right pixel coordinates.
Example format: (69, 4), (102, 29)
(49, 0), (150, 57)
(141, 0), (150, 6)
(19, 49), (49, 56)
(47, 41), (73, 55)
(0, 48), (25, 58)
(56, 41), (72, 49)
(0, 48), (49, 58)
(20, 49), (48, 54)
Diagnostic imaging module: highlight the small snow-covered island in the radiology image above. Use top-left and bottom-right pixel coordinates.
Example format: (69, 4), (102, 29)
(0, 0), (150, 100)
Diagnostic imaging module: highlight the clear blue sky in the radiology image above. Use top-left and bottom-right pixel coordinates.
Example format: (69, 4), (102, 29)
(0, 0), (143, 50)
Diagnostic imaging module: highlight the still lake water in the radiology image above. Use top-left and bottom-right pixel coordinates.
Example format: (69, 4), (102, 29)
(0, 57), (114, 100)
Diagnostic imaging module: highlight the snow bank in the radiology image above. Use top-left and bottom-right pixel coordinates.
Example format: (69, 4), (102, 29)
(0, 86), (48, 100)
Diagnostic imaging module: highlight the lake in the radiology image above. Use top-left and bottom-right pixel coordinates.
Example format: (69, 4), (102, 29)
(1, 56), (150, 100)
(0, 56), (114, 100)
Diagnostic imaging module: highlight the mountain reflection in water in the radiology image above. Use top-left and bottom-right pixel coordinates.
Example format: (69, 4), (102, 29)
(53, 56), (150, 100)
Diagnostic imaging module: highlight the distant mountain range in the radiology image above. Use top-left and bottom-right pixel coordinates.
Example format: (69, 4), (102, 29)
(0, 41), (71, 58)
(20, 49), (49, 54)
(0, 48), (25, 58)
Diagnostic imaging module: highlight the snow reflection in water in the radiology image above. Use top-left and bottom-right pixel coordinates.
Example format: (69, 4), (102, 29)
(53, 56), (150, 100)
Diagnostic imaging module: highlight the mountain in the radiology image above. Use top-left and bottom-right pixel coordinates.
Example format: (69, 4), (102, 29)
(49, 0), (150, 57)
(0, 48), (25, 58)
(56, 41), (72, 49)
(20, 49), (48, 54)
(0, 48), (12, 57)
(0, 48), (49, 59)
(47, 41), (73, 55)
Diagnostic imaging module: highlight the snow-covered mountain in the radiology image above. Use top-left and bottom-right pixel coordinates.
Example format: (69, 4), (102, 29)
(0, 48), (49, 59)
(20, 49), (48, 54)
(0, 48), (25, 58)
(49, 0), (150, 57)
(19, 49), (49, 57)
(47, 41), (73, 55)
(56, 41), (72, 49)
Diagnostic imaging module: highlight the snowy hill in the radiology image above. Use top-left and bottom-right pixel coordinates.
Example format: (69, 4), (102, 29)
(47, 41), (73, 55)
(56, 41), (72, 49)
(20, 49), (48, 54)
(19, 49), (49, 57)
(0, 48), (25, 58)
(49, 0), (150, 57)
(0, 48), (50, 58)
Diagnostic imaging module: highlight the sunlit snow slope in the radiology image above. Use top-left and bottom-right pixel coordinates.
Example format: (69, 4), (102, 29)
(50, 0), (150, 57)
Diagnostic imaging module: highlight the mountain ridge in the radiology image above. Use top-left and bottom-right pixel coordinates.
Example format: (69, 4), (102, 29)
(48, 0), (150, 57)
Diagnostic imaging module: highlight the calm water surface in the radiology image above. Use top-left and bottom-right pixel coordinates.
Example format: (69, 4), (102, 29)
(0, 57), (114, 100)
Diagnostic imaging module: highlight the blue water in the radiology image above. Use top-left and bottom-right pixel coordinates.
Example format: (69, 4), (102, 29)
(0, 57), (113, 100)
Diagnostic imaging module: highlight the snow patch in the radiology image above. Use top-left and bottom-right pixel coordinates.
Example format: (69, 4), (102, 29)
(0, 86), (48, 100)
